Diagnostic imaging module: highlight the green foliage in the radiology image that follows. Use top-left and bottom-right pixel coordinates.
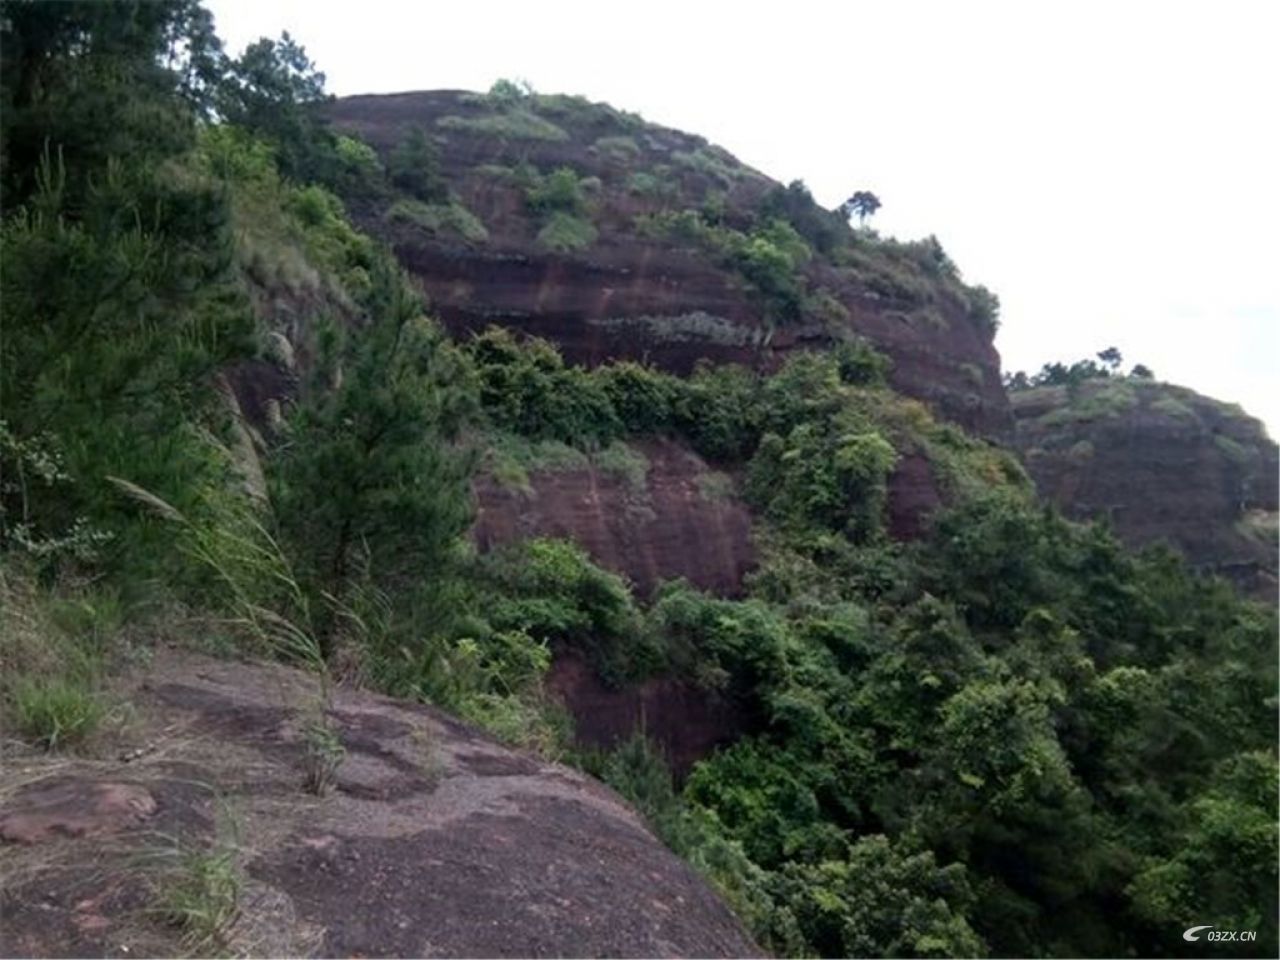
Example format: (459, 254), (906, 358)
(467, 327), (621, 445)
(965, 284), (1000, 332)
(627, 170), (677, 199)
(593, 134), (641, 161)
(271, 259), (475, 651)
(385, 197), (489, 244)
(437, 110), (569, 142)
(593, 443), (649, 492)
(525, 166), (588, 216)
(638, 209), (812, 323)
(767, 836), (985, 958)
(521, 167), (597, 252)
(1127, 751), (1278, 949)
(831, 339), (892, 386)
(672, 146), (744, 188)
(149, 803), (242, 953)
(10, 674), (103, 749)
(760, 180), (851, 256)
(748, 426), (897, 542)
(596, 362), (681, 434)
(675, 363), (762, 462)
(216, 31), (334, 183)
(537, 212), (597, 252)
(482, 538), (655, 683)
(1, 149), (255, 586)
(386, 126), (448, 203)
(841, 190), (882, 227)
(0, 0), (220, 208)
(301, 717), (346, 795)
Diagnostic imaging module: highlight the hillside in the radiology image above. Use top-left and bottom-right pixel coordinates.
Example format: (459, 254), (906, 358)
(323, 88), (1012, 442)
(1012, 378), (1279, 596)
(2, 12), (1277, 960)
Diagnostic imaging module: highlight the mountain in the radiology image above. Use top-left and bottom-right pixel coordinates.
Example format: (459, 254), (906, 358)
(4, 14), (1276, 955)
(1012, 378), (1278, 597)
(323, 89), (1011, 441)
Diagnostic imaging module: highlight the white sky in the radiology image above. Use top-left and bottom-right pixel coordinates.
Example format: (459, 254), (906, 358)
(208, 0), (1279, 436)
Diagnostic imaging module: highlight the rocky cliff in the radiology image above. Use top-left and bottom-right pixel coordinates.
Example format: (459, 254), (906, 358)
(0, 650), (759, 958)
(1012, 378), (1278, 596)
(325, 89), (1012, 441)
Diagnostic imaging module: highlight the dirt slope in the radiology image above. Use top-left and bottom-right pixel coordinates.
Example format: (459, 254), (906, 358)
(0, 650), (759, 958)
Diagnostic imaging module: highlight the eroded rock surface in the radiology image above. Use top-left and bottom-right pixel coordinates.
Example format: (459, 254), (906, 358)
(325, 90), (1012, 441)
(474, 438), (755, 597)
(0, 651), (759, 958)
(1013, 379), (1279, 596)
(0, 780), (157, 845)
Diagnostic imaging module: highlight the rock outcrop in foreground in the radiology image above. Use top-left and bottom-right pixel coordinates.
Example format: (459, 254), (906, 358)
(0, 650), (759, 958)
(1012, 378), (1279, 597)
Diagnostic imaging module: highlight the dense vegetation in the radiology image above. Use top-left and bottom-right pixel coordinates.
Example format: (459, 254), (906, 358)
(1, 5), (1274, 958)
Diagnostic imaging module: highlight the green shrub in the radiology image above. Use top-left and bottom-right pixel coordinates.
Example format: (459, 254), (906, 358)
(384, 197), (489, 244)
(832, 339), (892, 386)
(696, 471), (737, 502)
(675, 363), (763, 462)
(965, 283), (1000, 332)
(627, 170), (676, 199)
(672, 147), (743, 187)
(1214, 434), (1251, 464)
(483, 538), (657, 683)
(468, 327), (621, 445)
(803, 287), (850, 328)
(593, 134), (641, 161)
(747, 425), (897, 542)
(149, 805), (242, 953)
(537, 212), (597, 252)
(593, 443), (649, 492)
(596, 361), (680, 434)
(1149, 394), (1197, 421)
(759, 180), (851, 255)
(386, 126), (449, 203)
(438, 110), (569, 141)
(525, 166), (588, 216)
(483, 433), (591, 494)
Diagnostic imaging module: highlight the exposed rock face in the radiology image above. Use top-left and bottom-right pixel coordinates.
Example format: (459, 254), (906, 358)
(1012, 379), (1279, 596)
(0, 651), (759, 958)
(474, 438), (755, 597)
(548, 655), (748, 779)
(326, 90), (1012, 441)
(0, 780), (157, 845)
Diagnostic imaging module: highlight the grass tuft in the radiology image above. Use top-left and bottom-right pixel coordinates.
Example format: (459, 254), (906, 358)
(10, 674), (102, 749)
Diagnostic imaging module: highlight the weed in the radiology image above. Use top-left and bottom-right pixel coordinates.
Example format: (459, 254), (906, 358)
(147, 801), (242, 954)
(301, 717), (346, 796)
(10, 674), (102, 749)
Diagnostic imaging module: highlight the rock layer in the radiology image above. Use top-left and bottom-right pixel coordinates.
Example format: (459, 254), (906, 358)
(326, 90), (1012, 441)
(1012, 379), (1278, 596)
(473, 438), (755, 597)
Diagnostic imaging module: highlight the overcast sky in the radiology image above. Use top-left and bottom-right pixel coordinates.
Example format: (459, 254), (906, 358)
(208, 0), (1278, 436)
